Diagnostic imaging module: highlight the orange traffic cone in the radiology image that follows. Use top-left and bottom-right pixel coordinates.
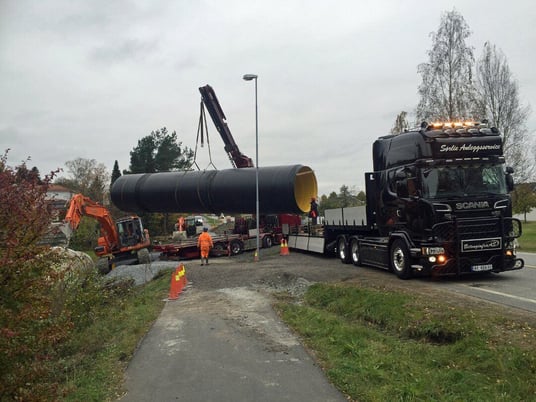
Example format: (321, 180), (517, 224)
(168, 266), (181, 300)
(178, 263), (187, 290)
(168, 264), (188, 300)
(280, 239), (290, 256)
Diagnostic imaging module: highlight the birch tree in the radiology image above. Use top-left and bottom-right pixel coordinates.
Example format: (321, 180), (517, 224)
(475, 42), (533, 182)
(416, 10), (475, 122)
(390, 111), (409, 134)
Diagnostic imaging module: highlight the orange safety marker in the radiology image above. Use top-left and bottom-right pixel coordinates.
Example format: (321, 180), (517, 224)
(168, 263), (187, 300)
(178, 263), (187, 290)
(280, 239), (290, 256)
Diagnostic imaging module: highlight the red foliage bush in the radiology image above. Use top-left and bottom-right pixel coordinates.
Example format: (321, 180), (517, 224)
(0, 151), (71, 400)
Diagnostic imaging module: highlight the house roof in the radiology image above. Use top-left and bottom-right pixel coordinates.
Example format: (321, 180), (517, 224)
(47, 184), (72, 193)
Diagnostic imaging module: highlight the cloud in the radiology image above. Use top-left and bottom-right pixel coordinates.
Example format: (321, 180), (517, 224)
(0, 0), (534, 198)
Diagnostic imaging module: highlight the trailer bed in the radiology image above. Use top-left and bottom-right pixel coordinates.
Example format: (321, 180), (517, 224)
(154, 233), (243, 260)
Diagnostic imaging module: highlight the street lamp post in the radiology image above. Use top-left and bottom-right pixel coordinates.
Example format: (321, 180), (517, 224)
(243, 73), (259, 262)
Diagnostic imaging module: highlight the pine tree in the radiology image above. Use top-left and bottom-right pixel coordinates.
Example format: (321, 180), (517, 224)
(128, 127), (194, 173)
(111, 160), (121, 185)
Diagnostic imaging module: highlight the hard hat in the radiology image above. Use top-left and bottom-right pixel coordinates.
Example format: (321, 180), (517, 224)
(203, 227), (208, 232)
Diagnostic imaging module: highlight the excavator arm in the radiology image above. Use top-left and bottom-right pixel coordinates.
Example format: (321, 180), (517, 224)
(198, 84), (254, 168)
(64, 194), (120, 253)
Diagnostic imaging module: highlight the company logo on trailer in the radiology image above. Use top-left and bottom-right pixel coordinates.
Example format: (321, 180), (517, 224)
(455, 201), (490, 210)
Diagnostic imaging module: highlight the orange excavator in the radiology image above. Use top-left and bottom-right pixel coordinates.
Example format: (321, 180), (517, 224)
(64, 193), (151, 274)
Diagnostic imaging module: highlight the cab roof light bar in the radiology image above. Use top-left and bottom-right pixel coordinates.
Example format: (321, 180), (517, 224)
(419, 121), (500, 136)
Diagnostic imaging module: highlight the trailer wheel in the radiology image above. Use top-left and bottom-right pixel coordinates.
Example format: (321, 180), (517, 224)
(211, 242), (226, 256)
(390, 239), (412, 279)
(229, 239), (243, 255)
(137, 248), (151, 264)
(262, 236), (273, 248)
(350, 238), (361, 266)
(97, 257), (111, 275)
(337, 237), (351, 264)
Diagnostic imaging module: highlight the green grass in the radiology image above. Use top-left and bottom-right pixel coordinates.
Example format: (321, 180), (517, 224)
(275, 284), (536, 402)
(59, 270), (171, 401)
(518, 220), (536, 252)
(37, 240), (535, 401)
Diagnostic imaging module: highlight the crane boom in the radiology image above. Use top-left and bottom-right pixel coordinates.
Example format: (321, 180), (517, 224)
(198, 84), (254, 168)
(64, 194), (121, 252)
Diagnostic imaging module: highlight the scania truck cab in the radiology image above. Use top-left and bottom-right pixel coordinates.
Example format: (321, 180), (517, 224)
(368, 121), (523, 277)
(288, 121), (524, 279)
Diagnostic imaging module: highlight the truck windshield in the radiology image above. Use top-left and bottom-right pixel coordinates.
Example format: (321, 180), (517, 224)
(421, 165), (507, 198)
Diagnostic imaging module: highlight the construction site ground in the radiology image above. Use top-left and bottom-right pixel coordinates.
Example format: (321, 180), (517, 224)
(116, 246), (536, 401)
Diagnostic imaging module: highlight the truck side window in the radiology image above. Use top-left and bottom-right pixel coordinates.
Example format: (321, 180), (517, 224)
(387, 170), (397, 194)
(407, 177), (417, 196)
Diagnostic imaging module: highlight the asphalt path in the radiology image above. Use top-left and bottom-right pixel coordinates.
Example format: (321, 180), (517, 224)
(117, 259), (348, 402)
(117, 250), (535, 401)
(432, 252), (536, 313)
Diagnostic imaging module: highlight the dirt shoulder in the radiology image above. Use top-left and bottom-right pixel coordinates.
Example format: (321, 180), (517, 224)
(177, 248), (536, 326)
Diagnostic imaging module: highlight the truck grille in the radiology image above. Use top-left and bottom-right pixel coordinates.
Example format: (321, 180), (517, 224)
(457, 217), (501, 240)
(433, 217), (519, 242)
(430, 217), (522, 275)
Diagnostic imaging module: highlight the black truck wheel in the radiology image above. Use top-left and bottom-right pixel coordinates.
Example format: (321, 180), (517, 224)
(350, 237), (361, 266)
(262, 235), (273, 248)
(390, 239), (412, 279)
(229, 239), (243, 255)
(211, 242), (226, 256)
(338, 237), (351, 264)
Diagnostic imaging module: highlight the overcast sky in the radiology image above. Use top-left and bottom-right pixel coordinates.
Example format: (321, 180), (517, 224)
(1, 0), (535, 197)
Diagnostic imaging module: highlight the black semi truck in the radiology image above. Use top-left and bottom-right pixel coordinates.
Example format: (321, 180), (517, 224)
(288, 121), (524, 279)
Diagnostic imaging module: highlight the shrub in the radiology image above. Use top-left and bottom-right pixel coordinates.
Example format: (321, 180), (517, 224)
(0, 151), (71, 399)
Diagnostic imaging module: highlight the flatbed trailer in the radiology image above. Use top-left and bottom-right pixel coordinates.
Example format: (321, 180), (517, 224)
(153, 232), (280, 261)
(154, 233), (243, 260)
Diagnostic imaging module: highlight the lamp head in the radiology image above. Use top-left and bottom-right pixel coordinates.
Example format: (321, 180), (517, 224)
(243, 74), (258, 81)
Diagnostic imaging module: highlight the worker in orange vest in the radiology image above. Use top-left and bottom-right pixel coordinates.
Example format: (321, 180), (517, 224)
(175, 216), (185, 232)
(197, 227), (214, 266)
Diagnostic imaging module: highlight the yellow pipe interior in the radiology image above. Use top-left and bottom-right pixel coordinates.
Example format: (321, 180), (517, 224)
(293, 166), (318, 213)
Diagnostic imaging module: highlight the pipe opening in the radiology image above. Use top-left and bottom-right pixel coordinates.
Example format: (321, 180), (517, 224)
(294, 166), (318, 213)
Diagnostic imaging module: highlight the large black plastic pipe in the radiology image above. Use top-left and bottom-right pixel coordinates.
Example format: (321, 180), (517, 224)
(111, 165), (317, 215)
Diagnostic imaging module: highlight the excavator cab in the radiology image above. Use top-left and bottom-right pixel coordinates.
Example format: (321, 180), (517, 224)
(116, 217), (146, 247)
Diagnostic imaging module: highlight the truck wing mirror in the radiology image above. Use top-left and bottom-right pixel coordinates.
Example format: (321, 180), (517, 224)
(505, 167), (514, 192)
(505, 173), (514, 193)
(395, 169), (406, 180)
(396, 181), (409, 197)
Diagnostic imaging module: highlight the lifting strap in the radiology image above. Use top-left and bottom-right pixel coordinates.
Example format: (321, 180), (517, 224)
(190, 101), (217, 171)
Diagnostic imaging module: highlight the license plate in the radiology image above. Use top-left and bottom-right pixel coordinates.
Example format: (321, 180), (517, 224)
(471, 264), (493, 272)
